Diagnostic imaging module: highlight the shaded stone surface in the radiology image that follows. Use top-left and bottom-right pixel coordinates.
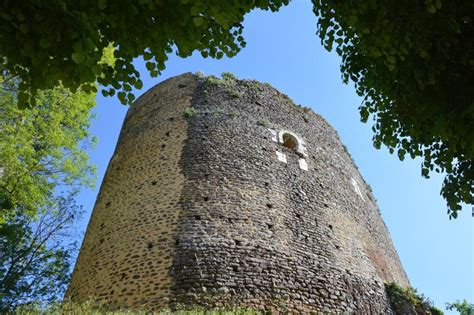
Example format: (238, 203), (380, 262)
(66, 73), (409, 313)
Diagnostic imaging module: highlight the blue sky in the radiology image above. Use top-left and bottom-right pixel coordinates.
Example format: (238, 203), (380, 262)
(75, 0), (473, 312)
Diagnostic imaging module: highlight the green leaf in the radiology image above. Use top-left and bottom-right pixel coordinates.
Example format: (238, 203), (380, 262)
(426, 4), (436, 13)
(98, 0), (107, 10)
(71, 52), (85, 64)
(193, 16), (204, 27)
(421, 168), (429, 177)
(117, 91), (126, 104)
(134, 79), (143, 89)
(397, 149), (406, 161)
(145, 61), (155, 71)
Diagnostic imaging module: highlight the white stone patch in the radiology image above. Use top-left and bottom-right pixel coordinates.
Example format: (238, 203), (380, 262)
(276, 151), (287, 163)
(298, 158), (308, 171)
(351, 178), (365, 201)
(268, 129), (278, 142)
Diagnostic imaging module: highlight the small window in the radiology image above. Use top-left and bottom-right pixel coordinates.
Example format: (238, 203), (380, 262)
(282, 133), (298, 150)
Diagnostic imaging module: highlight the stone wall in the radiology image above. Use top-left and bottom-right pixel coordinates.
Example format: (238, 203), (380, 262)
(67, 73), (409, 313)
(66, 74), (196, 307)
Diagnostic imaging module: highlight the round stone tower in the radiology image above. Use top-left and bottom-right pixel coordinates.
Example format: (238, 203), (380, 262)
(67, 73), (409, 313)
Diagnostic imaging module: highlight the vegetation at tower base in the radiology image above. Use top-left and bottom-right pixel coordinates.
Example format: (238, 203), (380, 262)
(385, 283), (444, 315)
(0, 69), (96, 310)
(10, 300), (260, 315)
(312, 0), (474, 218)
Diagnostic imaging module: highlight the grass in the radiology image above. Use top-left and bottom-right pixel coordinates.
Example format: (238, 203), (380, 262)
(11, 300), (261, 315)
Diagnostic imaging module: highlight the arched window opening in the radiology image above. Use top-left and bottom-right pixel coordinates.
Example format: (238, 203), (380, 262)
(282, 133), (298, 150)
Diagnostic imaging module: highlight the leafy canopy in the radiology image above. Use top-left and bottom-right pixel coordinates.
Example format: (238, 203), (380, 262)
(0, 69), (96, 224)
(0, 70), (96, 309)
(0, 0), (471, 217)
(446, 300), (474, 315)
(312, 0), (473, 217)
(0, 0), (288, 107)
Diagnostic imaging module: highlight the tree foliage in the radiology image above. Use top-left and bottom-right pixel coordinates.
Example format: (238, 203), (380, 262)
(312, 0), (473, 217)
(0, 0), (288, 108)
(385, 282), (444, 315)
(0, 69), (96, 224)
(0, 70), (95, 309)
(0, 0), (471, 217)
(0, 194), (81, 311)
(446, 300), (474, 315)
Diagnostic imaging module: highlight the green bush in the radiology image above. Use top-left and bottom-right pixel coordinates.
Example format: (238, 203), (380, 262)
(221, 72), (237, 81)
(385, 282), (443, 315)
(183, 107), (199, 118)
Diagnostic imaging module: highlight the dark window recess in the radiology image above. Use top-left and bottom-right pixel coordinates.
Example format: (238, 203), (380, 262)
(295, 213), (301, 219)
(266, 203), (273, 209)
(105, 201), (111, 208)
(267, 223), (274, 229)
(264, 182), (269, 187)
(165, 131), (171, 136)
(161, 144), (166, 148)
(232, 266), (239, 272)
(175, 239), (180, 245)
(147, 242), (153, 249)
(178, 83), (186, 88)
(328, 224), (333, 230)
(99, 238), (104, 244)
(234, 240), (242, 246)
(282, 133), (298, 150)
(195, 215), (201, 220)
(151, 181), (158, 186)
(203, 196), (209, 201)
(168, 117), (175, 121)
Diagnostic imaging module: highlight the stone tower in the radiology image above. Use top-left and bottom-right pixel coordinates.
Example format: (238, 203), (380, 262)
(67, 73), (409, 313)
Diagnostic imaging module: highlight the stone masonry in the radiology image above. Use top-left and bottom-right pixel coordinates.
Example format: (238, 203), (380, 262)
(66, 73), (410, 313)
